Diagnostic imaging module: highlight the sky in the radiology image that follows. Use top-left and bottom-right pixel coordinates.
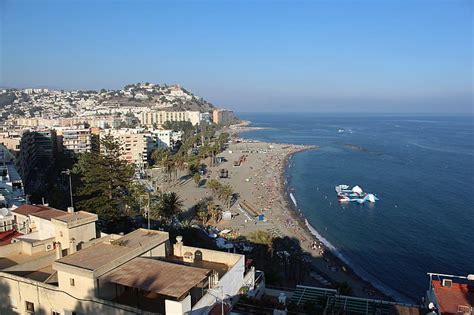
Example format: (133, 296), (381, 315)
(0, 0), (472, 113)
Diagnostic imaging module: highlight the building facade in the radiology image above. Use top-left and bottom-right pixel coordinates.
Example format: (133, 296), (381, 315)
(0, 209), (254, 315)
(212, 109), (234, 125)
(55, 127), (92, 155)
(139, 110), (202, 127)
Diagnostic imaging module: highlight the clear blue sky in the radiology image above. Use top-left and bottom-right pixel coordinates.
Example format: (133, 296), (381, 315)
(1, 0), (472, 113)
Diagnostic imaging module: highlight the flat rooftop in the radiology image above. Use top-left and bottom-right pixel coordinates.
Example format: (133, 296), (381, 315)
(55, 229), (168, 271)
(0, 251), (54, 270)
(99, 257), (211, 300)
(12, 204), (50, 216)
(164, 255), (229, 277)
(52, 211), (97, 224)
(30, 208), (68, 221)
(432, 280), (474, 314)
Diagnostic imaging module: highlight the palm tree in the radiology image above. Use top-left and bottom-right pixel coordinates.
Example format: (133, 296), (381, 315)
(207, 202), (220, 223)
(158, 192), (183, 225)
(206, 179), (221, 195)
(218, 184), (233, 208)
(193, 173), (201, 187)
(195, 201), (209, 224)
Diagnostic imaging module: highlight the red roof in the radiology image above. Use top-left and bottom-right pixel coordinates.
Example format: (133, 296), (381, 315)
(0, 230), (22, 246)
(432, 280), (474, 314)
(11, 204), (50, 216)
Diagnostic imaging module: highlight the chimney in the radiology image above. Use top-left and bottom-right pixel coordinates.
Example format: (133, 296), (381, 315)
(174, 236), (183, 257)
(55, 242), (63, 259)
(67, 207), (74, 213)
(69, 238), (77, 254)
(209, 270), (219, 288)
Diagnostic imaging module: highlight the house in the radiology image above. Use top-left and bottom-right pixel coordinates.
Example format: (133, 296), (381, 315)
(425, 273), (474, 315)
(0, 210), (255, 314)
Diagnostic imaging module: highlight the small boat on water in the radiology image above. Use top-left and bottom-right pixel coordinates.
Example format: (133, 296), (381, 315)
(335, 185), (379, 204)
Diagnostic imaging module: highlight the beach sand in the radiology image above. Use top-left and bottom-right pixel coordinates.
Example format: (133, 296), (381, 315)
(169, 123), (390, 300)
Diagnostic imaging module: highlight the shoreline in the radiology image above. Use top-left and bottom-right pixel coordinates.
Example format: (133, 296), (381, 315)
(234, 121), (397, 302)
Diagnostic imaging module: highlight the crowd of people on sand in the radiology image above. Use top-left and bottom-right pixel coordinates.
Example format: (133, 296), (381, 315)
(237, 144), (314, 245)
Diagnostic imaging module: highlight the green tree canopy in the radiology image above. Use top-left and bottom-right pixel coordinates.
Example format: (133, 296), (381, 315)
(73, 135), (136, 221)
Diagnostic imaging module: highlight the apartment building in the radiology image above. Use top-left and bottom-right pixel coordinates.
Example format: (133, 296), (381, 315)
(0, 145), (25, 232)
(55, 127), (92, 155)
(100, 129), (152, 166)
(150, 129), (183, 149)
(0, 132), (22, 153)
(100, 128), (182, 165)
(139, 110), (202, 127)
(16, 129), (57, 192)
(0, 208), (255, 315)
(212, 109), (234, 125)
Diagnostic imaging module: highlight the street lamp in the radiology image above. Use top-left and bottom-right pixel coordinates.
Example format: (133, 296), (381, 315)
(61, 169), (73, 209)
(140, 193), (151, 230)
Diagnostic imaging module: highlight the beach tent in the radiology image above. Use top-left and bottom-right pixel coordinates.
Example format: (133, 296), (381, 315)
(352, 185), (363, 194)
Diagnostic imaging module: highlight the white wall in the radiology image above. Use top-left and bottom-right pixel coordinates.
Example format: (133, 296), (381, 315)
(0, 272), (143, 315)
(191, 255), (245, 315)
(165, 295), (191, 315)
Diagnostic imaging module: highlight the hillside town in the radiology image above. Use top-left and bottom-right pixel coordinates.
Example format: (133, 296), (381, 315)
(0, 84), (471, 315)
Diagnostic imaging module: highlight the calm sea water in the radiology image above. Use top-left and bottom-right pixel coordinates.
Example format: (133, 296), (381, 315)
(239, 113), (474, 303)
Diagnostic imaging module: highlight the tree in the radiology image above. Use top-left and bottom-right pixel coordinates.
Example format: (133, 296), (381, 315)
(206, 179), (221, 195)
(73, 135), (135, 221)
(248, 230), (274, 246)
(207, 201), (220, 223)
(195, 200), (209, 225)
(157, 192), (183, 224)
(151, 148), (170, 165)
(218, 184), (233, 208)
(193, 173), (201, 187)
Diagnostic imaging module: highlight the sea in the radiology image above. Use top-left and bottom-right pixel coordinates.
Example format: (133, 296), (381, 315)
(238, 113), (474, 303)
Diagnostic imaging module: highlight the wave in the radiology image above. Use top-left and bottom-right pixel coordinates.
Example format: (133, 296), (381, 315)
(304, 218), (413, 304)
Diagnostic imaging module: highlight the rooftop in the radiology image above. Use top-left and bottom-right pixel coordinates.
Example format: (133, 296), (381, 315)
(12, 204), (50, 216)
(0, 230), (22, 246)
(52, 210), (97, 224)
(99, 257), (210, 300)
(30, 208), (68, 221)
(432, 280), (474, 314)
(55, 229), (168, 271)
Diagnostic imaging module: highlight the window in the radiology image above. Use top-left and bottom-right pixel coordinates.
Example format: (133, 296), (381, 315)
(25, 301), (35, 313)
(52, 311), (60, 315)
(70, 278), (75, 286)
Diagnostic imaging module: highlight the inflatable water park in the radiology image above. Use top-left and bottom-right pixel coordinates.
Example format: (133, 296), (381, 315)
(335, 185), (379, 204)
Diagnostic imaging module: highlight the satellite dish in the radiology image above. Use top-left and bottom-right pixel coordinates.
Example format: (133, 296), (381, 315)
(0, 208), (9, 217)
(428, 302), (436, 310)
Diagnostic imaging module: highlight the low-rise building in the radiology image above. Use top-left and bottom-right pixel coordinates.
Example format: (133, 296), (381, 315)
(0, 211), (255, 315)
(425, 272), (474, 315)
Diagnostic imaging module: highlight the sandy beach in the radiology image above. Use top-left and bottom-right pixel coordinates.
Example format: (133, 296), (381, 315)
(169, 123), (390, 301)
